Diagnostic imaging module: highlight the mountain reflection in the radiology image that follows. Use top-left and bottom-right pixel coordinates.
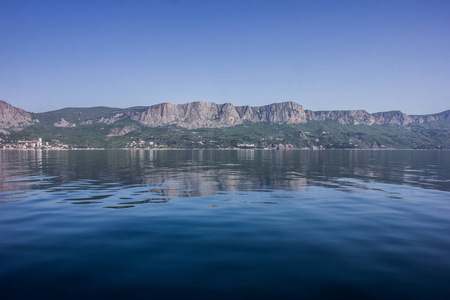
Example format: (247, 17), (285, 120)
(0, 150), (448, 208)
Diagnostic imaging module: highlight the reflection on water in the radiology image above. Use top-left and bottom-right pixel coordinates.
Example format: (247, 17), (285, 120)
(0, 150), (448, 208)
(0, 150), (450, 208)
(0, 150), (449, 300)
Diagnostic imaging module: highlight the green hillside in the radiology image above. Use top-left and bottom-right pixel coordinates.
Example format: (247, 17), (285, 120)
(35, 106), (125, 124)
(4, 118), (450, 149)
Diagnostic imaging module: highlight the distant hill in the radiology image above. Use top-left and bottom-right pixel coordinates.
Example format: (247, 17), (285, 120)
(1, 100), (449, 149)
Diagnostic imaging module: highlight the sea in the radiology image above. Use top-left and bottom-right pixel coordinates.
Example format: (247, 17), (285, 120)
(0, 149), (449, 300)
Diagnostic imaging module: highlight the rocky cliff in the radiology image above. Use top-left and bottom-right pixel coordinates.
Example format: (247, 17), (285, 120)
(1, 100), (449, 132)
(126, 101), (308, 129)
(0, 100), (37, 134)
(77, 101), (449, 129)
(114, 102), (450, 129)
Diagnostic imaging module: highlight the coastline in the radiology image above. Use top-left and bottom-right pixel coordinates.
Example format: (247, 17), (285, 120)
(1, 147), (447, 151)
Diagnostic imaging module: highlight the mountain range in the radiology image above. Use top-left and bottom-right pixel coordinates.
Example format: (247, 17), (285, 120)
(1, 100), (449, 149)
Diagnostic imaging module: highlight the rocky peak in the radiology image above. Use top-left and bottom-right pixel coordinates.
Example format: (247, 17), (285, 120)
(0, 100), (37, 134)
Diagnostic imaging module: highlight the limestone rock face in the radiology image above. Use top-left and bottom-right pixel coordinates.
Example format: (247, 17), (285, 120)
(124, 101), (450, 129)
(305, 109), (419, 126)
(306, 110), (373, 125)
(0, 100), (37, 134)
(128, 101), (308, 129)
(1, 100), (449, 132)
(96, 113), (126, 124)
(53, 118), (76, 128)
(370, 111), (414, 126)
(412, 110), (450, 123)
(107, 125), (139, 137)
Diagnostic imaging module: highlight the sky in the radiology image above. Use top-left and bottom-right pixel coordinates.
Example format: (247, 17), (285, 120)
(0, 0), (449, 114)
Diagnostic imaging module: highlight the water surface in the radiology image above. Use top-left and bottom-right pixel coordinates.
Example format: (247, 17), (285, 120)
(1, 150), (449, 299)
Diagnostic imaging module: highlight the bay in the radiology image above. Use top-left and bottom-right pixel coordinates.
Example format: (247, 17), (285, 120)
(0, 150), (449, 300)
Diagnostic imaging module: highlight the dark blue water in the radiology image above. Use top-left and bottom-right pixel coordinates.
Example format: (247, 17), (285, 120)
(1, 150), (449, 300)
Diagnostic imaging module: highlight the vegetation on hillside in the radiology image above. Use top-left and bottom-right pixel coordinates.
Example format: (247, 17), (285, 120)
(3, 117), (449, 149)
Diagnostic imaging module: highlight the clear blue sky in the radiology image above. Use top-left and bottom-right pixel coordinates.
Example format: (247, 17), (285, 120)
(1, 0), (449, 114)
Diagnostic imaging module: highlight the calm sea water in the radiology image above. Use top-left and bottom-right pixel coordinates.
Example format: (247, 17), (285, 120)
(0, 150), (449, 300)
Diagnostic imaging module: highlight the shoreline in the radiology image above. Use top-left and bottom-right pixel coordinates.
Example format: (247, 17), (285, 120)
(1, 148), (448, 151)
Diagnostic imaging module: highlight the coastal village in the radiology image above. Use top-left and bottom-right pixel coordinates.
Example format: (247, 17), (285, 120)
(0, 136), (325, 150)
(0, 138), (71, 150)
(0, 137), (161, 150)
